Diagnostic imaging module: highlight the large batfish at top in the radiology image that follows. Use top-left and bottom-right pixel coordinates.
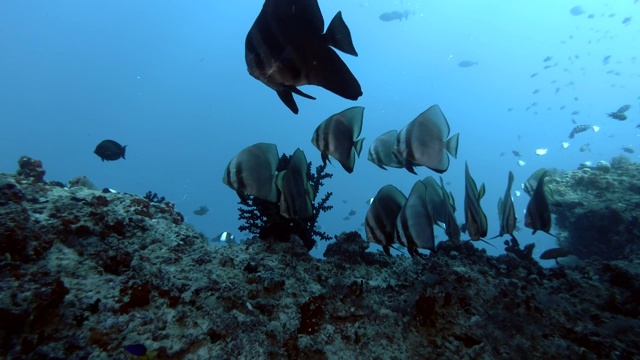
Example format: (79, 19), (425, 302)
(245, 0), (362, 114)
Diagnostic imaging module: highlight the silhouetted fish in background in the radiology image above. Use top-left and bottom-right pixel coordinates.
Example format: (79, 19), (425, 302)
(94, 140), (126, 162)
(457, 60), (478, 68)
(245, 0), (362, 114)
(379, 10), (412, 22)
(524, 171), (554, 236)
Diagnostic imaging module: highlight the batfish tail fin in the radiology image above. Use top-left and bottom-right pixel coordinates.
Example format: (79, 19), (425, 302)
(446, 133), (459, 158)
(325, 11), (358, 56)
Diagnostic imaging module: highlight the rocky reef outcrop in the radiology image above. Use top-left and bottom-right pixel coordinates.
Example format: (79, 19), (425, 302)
(1, 157), (639, 359)
(548, 156), (640, 261)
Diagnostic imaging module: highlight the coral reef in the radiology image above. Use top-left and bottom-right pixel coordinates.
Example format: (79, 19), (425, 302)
(1, 158), (640, 359)
(237, 153), (333, 251)
(547, 156), (640, 261)
(143, 191), (166, 204)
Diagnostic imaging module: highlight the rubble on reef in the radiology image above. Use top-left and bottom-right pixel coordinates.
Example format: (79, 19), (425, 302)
(547, 156), (640, 261)
(1, 158), (640, 359)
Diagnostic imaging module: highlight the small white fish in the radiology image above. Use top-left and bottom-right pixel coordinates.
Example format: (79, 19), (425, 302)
(592, 125), (600, 132)
(535, 148), (548, 156)
(518, 160), (526, 166)
(561, 142), (570, 149)
(514, 190), (521, 197)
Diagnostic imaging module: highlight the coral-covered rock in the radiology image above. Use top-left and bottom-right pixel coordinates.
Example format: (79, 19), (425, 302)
(548, 157), (640, 261)
(16, 156), (46, 183)
(0, 157), (639, 359)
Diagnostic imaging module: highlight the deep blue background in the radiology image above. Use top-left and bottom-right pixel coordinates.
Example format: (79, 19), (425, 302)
(1, 1), (638, 261)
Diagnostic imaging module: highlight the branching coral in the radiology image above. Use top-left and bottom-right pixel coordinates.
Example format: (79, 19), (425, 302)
(237, 153), (333, 251)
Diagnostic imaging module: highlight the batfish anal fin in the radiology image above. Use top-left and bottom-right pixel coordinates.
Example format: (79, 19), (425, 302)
(276, 89), (299, 114)
(307, 47), (362, 101)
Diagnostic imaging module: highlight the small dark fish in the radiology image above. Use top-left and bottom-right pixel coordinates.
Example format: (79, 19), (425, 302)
(588, 14), (595, 19)
(458, 60), (478, 68)
(617, 104), (631, 113)
(543, 65), (552, 69)
(540, 247), (571, 264)
(379, 10), (412, 22)
(348, 209), (356, 216)
(568, 124), (591, 139)
(94, 140), (126, 162)
(193, 205), (209, 216)
(571, 110), (579, 115)
(530, 72), (538, 78)
(125, 344), (148, 357)
(507, 107), (513, 112)
(570, 6), (585, 16)
(555, 87), (561, 94)
(636, 124), (640, 129)
(570, 117), (575, 123)
(512, 150), (521, 157)
(343, 216), (350, 221)
(532, 89), (540, 94)
(561, 106), (566, 110)
(543, 56), (552, 62)
(603, 55), (611, 64)
(622, 146), (634, 154)
(608, 112), (627, 121)
(245, 0), (362, 114)
(579, 143), (590, 152)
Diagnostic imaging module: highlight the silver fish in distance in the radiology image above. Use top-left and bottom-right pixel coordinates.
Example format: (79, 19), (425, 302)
(311, 106), (365, 174)
(245, 0), (362, 114)
(394, 105), (460, 174)
(223, 143), (279, 202)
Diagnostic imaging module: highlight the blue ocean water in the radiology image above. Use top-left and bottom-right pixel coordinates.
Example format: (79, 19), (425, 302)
(1, 1), (638, 261)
